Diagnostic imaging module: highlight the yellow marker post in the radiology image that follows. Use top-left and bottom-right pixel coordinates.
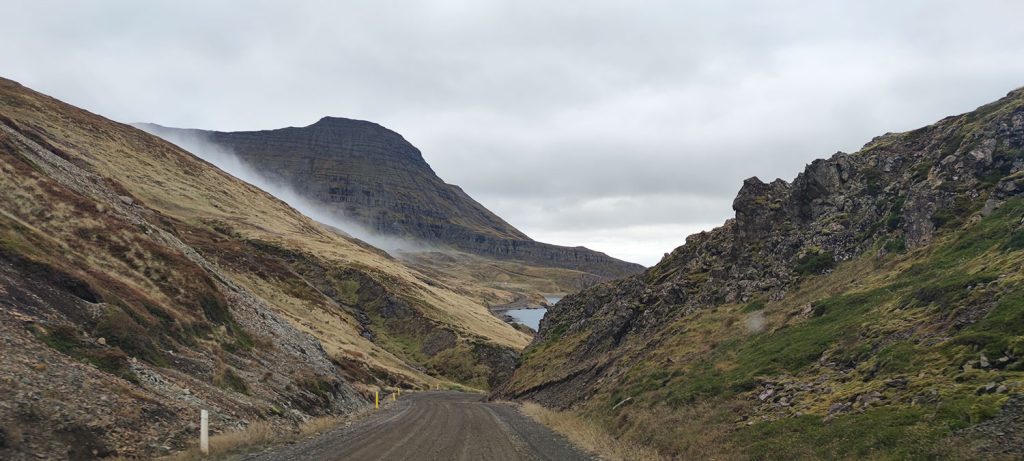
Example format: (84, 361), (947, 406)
(375, 391), (379, 409)
(398, 388), (401, 397)
(392, 391), (396, 401)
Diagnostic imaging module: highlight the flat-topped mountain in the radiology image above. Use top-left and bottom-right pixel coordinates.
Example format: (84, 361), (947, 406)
(138, 119), (644, 279)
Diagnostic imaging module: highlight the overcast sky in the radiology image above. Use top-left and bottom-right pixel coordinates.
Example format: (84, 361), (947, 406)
(3, 1), (1024, 265)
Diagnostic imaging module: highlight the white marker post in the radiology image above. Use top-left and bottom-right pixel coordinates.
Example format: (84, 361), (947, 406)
(200, 409), (209, 455)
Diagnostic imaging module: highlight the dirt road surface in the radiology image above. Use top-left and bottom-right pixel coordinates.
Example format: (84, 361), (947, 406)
(240, 391), (594, 461)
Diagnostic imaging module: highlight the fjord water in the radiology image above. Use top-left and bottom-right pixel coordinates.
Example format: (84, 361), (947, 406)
(505, 308), (545, 330)
(506, 296), (562, 330)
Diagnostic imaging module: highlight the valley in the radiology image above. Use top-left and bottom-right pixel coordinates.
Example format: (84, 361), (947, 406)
(4, 2), (1024, 459)
(1, 76), (1023, 460)
(502, 308), (548, 331)
(0, 77), (546, 460)
(496, 295), (561, 331)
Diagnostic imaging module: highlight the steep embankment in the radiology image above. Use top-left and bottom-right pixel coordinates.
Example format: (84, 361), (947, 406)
(138, 119), (644, 281)
(497, 88), (1024, 459)
(0, 77), (529, 460)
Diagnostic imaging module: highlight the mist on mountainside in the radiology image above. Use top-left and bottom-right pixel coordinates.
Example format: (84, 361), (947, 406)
(137, 124), (431, 255)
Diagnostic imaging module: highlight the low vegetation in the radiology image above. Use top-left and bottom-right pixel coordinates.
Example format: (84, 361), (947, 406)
(34, 324), (139, 384)
(519, 402), (669, 461)
(1, 77), (533, 459)
(794, 250), (836, 275)
(596, 200), (1024, 458)
(156, 406), (380, 461)
(504, 125), (1024, 460)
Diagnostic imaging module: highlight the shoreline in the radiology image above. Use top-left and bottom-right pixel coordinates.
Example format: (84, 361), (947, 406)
(488, 293), (564, 313)
(488, 294), (563, 333)
(490, 304), (548, 313)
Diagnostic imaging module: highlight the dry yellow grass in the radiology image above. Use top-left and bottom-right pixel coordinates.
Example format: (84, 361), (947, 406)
(402, 250), (592, 303)
(298, 416), (342, 438)
(0, 77), (530, 395)
(208, 422), (274, 453)
(519, 402), (668, 461)
(153, 412), (369, 461)
(157, 421), (275, 461)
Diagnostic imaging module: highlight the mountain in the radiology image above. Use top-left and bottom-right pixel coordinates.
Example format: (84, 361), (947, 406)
(496, 88), (1024, 459)
(136, 119), (644, 280)
(0, 77), (532, 460)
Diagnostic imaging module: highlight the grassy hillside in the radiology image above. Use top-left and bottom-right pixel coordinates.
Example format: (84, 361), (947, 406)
(498, 88), (1024, 459)
(0, 77), (529, 459)
(400, 250), (602, 305)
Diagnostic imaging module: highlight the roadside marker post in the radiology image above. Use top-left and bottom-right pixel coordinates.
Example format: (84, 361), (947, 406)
(392, 391), (396, 401)
(200, 409), (209, 455)
(375, 391), (379, 409)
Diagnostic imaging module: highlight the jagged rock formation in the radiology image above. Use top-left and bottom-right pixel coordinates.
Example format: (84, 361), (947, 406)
(0, 77), (531, 460)
(497, 88), (1024, 459)
(137, 119), (644, 279)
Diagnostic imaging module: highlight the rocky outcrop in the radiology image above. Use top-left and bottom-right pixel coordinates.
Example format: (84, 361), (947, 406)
(496, 88), (1024, 458)
(138, 119), (644, 279)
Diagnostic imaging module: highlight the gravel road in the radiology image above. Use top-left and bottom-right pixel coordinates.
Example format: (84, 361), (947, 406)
(240, 391), (594, 461)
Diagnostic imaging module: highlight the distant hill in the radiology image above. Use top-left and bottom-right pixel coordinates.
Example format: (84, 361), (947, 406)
(137, 118), (645, 280)
(496, 87), (1024, 459)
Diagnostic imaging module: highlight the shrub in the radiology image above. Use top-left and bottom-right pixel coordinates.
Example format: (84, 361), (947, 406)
(910, 273), (996, 310)
(740, 299), (766, 313)
(94, 307), (165, 366)
(1005, 230), (1024, 251)
(883, 238), (906, 253)
(932, 196), (974, 229)
(36, 324), (139, 383)
(885, 196), (907, 230)
(794, 251), (836, 275)
(215, 366), (249, 394)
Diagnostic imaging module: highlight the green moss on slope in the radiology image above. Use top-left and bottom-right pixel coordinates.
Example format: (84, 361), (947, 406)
(525, 198), (1024, 459)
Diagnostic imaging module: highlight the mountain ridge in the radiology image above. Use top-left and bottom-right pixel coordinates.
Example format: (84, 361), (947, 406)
(136, 119), (645, 279)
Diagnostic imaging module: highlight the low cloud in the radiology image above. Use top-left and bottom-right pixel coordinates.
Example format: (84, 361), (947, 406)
(137, 125), (430, 255)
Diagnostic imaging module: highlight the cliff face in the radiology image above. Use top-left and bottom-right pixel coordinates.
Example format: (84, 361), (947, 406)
(497, 88), (1024, 459)
(139, 119), (644, 279)
(211, 117), (528, 243)
(0, 77), (531, 460)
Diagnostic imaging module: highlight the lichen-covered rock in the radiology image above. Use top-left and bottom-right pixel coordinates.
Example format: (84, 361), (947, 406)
(495, 87), (1024, 458)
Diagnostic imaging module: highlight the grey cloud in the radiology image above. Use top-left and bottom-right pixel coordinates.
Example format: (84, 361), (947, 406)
(2, 0), (1023, 264)
(480, 194), (734, 231)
